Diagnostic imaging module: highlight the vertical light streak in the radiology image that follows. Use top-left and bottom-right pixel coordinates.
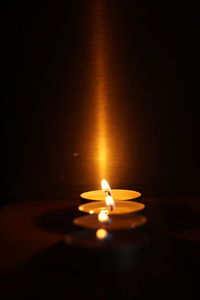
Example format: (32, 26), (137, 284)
(93, 0), (109, 181)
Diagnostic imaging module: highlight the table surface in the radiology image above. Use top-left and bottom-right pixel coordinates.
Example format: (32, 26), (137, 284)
(0, 197), (199, 299)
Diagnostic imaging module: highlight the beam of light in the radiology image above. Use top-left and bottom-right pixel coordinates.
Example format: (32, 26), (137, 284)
(93, 0), (109, 182)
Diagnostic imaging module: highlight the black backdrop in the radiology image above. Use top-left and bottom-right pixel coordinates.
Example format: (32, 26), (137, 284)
(5, 0), (199, 205)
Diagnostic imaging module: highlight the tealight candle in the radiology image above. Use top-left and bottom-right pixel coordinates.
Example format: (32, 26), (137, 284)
(80, 179), (141, 201)
(78, 200), (145, 215)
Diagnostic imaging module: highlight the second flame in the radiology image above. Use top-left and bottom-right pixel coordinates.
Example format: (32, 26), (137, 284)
(105, 195), (115, 208)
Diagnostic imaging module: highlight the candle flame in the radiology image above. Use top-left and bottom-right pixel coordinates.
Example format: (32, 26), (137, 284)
(98, 211), (110, 223)
(96, 228), (108, 240)
(105, 195), (115, 208)
(101, 179), (111, 191)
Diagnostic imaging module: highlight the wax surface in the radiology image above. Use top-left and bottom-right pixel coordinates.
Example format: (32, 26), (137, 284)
(78, 200), (145, 215)
(74, 214), (147, 230)
(80, 189), (141, 201)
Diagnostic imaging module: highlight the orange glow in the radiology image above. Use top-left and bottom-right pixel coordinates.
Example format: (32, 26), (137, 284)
(96, 80), (108, 180)
(96, 228), (108, 240)
(105, 195), (115, 208)
(93, 1), (110, 181)
(81, 0), (129, 186)
(98, 211), (110, 223)
(89, 210), (94, 214)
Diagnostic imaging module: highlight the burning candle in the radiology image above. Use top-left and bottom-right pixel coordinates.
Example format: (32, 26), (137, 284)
(79, 180), (144, 214)
(101, 179), (112, 195)
(80, 179), (141, 201)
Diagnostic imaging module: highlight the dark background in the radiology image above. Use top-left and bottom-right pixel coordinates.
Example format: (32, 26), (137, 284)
(5, 0), (199, 205)
(2, 1), (200, 299)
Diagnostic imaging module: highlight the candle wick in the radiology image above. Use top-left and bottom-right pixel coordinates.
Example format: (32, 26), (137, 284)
(105, 190), (111, 196)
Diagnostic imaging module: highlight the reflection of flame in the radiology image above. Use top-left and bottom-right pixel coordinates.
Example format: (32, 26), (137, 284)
(98, 211), (110, 223)
(105, 195), (115, 208)
(96, 228), (108, 240)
